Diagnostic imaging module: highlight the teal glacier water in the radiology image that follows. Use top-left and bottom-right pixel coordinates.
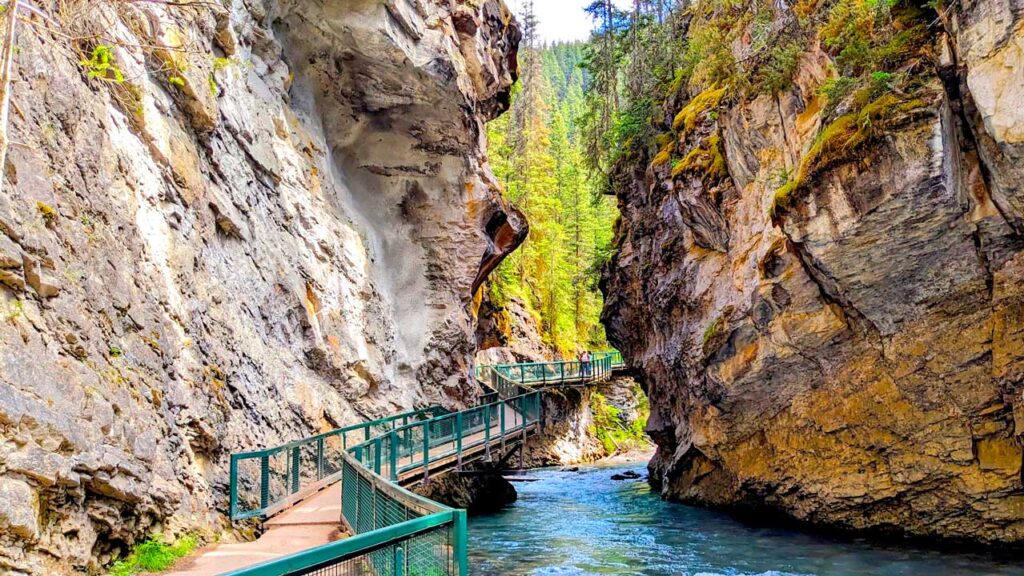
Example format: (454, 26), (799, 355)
(468, 461), (1024, 576)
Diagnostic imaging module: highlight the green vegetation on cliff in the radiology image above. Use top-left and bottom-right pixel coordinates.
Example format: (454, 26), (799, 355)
(577, 0), (937, 208)
(589, 385), (650, 455)
(487, 0), (937, 356)
(108, 535), (198, 576)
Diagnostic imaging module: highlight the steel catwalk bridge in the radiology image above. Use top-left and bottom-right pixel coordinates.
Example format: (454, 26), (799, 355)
(221, 351), (625, 576)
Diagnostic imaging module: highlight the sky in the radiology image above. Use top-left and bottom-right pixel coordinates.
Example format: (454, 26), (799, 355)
(516, 0), (634, 44)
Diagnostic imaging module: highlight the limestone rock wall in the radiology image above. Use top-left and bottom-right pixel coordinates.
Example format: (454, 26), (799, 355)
(523, 377), (647, 467)
(602, 1), (1024, 544)
(0, 0), (520, 573)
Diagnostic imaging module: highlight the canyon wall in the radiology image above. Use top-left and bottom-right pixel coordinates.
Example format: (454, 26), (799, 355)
(0, 0), (520, 573)
(603, 1), (1024, 543)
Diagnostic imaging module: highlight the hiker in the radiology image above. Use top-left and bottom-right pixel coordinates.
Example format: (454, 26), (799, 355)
(582, 351), (592, 377)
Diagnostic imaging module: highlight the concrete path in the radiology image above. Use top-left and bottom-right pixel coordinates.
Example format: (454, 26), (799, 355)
(167, 484), (345, 576)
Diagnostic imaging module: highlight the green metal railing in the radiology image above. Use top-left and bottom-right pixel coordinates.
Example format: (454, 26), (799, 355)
(345, 392), (542, 483)
(475, 351), (622, 397)
(229, 407), (443, 520)
(220, 350), (627, 576)
(224, 388), (543, 576)
(226, 449), (467, 576)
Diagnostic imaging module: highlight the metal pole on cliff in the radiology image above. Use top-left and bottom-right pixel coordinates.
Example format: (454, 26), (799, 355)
(0, 0), (21, 196)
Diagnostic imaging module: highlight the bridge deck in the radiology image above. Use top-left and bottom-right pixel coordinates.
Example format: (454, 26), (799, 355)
(168, 484), (345, 576)
(171, 405), (533, 575)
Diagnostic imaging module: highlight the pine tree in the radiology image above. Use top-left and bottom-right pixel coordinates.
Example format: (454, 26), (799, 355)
(485, 39), (618, 356)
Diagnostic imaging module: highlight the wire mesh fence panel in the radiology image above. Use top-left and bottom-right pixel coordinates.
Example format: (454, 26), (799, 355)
(354, 472), (375, 534)
(297, 441), (320, 488)
(405, 525), (454, 576)
(323, 434), (346, 478)
(267, 450), (290, 507)
(233, 456), (263, 517)
(290, 555), (371, 576)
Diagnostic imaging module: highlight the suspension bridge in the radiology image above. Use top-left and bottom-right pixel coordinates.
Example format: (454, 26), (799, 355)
(170, 352), (625, 576)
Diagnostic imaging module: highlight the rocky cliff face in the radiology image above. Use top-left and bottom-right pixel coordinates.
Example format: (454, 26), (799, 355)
(603, 1), (1024, 544)
(0, 0), (520, 572)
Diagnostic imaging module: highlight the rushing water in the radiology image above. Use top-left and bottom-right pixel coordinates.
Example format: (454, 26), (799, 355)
(468, 460), (1024, 576)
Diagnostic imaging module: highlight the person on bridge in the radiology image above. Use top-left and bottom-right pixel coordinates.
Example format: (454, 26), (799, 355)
(581, 351), (592, 377)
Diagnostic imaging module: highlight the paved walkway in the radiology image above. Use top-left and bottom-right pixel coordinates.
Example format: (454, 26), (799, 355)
(167, 484), (345, 575)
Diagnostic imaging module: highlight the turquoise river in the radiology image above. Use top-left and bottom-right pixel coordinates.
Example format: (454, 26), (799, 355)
(467, 460), (1024, 576)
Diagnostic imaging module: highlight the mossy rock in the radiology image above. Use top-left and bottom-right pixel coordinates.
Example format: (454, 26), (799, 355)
(671, 134), (727, 182)
(651, 142), (675, 168)
(672, 86), (726, 135)
(770, 91), (933, 219)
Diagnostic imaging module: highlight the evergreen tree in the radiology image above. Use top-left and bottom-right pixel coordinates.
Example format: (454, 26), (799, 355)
(486, 39), (618, 357)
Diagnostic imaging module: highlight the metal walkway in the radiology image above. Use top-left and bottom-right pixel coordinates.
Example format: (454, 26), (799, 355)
(186, 352), (624, 576)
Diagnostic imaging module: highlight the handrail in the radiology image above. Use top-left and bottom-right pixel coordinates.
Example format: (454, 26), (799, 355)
(226, 449), (465, 576)
(346, 392), (541, 482)
(220, 351), (625, 576)
(478, 351), (619, 394)
(229, 406), (444, 520)
(224, 389), (543, 576)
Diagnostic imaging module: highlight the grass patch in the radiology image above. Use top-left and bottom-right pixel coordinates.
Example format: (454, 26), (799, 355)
(108, 535), (198, 576)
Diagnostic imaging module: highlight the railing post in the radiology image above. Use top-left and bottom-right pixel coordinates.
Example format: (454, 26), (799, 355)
(454, 510), (469, 576)
(316, 437), (324, 480)
(484, 404), (492, 460)
(395, 546), (405, 576)
(259, 454), (270, 512)
(500, 400), (506, 452)
(389, 430), (399, 482)
(456, 411), (464, 469)
(536, 393), (543, 433)
(422, 423), (431, 484)
(229, 455), (238, 520)
(373, 437), (382, 475)
(291, 445), (300, 494)
(560, 362), (564, 383)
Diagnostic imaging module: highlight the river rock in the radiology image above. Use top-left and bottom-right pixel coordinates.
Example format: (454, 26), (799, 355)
(413, 465), (517, 515)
